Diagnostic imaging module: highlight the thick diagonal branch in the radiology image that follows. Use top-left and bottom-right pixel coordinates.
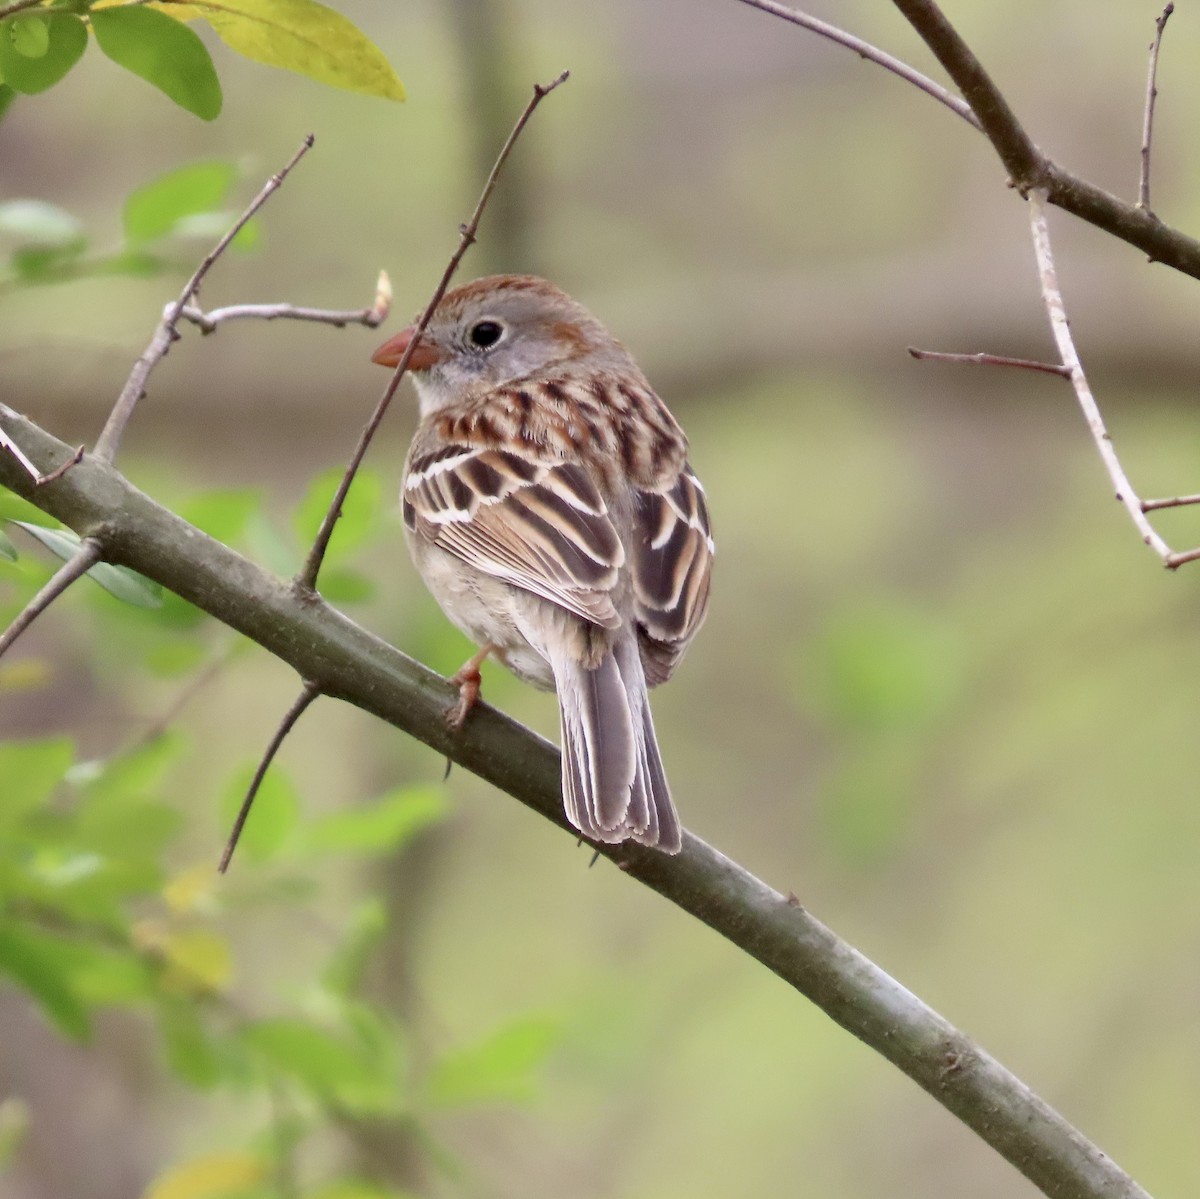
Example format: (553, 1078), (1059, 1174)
(0, 404), (1150, 1199)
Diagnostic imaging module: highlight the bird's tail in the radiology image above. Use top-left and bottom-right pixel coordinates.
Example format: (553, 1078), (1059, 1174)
(551, 637), (682, 854)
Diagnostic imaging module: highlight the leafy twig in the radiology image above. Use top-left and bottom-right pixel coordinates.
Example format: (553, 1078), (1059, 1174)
(0, 537), (101, 661)
(0, 405), (1152, 1199)
(1137, 3), (1175, 214)
(92, 135), (316, 464)
(296, 69), (570, 593)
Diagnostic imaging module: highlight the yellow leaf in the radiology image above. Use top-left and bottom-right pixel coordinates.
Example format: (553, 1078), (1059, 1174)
(0, 658), (50, 693)
(142, 1151), (265, 1199)
(162, 862), (217, 915)
(165, 0), (404, 100)
(161, 929), (232, 995)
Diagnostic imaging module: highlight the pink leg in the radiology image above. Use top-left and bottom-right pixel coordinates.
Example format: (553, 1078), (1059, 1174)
(445, 643), (496, 730)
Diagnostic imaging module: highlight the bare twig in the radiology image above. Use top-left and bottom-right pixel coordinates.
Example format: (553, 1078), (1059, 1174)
(907, 347), (1070, 376)
(177, 271), (392, 334)
(878, 0), (1200, 280)
(1137, 3), (1175, 213)
(1027, 189), (1175, 563)
(0, 538), (102, 661)
(0, 427), (83, 487)
(296, 70), (570, 593)
(92, 135), (316, 464)
(733, 0), (980, 130)
(0, 407), (1154, 1199)
(1141, 492), (1200, 513)
(218, 681), (321, 874)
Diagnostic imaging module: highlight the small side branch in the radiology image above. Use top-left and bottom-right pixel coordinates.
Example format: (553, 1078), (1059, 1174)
(1141, 492), (1200, 513)
(1137, 3), (1175, 213)
(907, 347), (1070, 376)
(296, 70), (570, 593)
(0, 428), (84, 487)
(733, 0), (980, 130)
(1027, 189), (1175, 563)
(177, 271), (392, 335)
(218, 681), (321, 873)
(92, 135), (316, 465)
(0, 538), (102, 661)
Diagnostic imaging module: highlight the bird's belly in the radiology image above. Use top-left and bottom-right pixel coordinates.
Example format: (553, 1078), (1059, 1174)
(408, 538), (557, 690)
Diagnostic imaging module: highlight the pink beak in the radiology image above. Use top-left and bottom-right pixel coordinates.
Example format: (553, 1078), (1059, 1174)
(371, 325), (442, 371)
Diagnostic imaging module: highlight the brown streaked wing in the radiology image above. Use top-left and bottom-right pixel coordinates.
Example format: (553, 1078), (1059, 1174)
(631, 464), (714, 685)
(404, 444), (624, 628)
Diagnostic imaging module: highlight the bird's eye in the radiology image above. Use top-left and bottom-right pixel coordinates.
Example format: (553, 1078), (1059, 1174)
(468, 320), (504, 349)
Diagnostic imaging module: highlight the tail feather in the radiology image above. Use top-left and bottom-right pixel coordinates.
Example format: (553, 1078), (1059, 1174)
(553, 636), (682, 854)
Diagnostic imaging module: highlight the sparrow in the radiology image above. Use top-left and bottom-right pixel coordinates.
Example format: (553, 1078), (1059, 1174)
(372, 275), (713, 853)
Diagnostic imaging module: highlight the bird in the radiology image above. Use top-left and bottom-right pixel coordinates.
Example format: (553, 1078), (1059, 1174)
(371, 274), (713, 853)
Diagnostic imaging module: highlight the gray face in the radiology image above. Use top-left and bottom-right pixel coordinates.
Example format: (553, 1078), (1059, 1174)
(410, 286), (606, 416)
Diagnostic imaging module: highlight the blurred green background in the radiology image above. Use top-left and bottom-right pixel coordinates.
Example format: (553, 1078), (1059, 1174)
(4, 2), (1200, 1197)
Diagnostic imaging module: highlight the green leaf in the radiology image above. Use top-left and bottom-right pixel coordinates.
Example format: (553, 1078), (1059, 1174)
(0, 737), (74, 820)
(0, 926), (90, 1040)
(12, 521), (164, 608)
(293, 466), (383, 559)
(425, 1016), (559, 1108)
(9, 240), (87, 282)
(157, 998), (225, 1088)
(0, 85), (16, 121)
(186, 0), (404, 100)
(91, 6), (222, 120)
(0, 199), (82, 245)
(804, 601), (960, 733)
(179, 487), (260, 545)
(124, 161), (238, 246)
(0, 527), (16, 561)
(219, 765), (300, 862)
(8, 13), (50, 58)
(242, 1017), (392, 1105)
(0, 13), (87, 94)
(299, 787), (446, 856)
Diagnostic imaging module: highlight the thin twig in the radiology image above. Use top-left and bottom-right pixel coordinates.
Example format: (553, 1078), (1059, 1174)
(0, 539), (102, 661)
(177, 271), (392, 334)
(1141, 492), (1200, 513)
(92, 135), (316, 464)
(733, 0), (981, 130)
(218, 681), (321, 874)
(907, 347), (1071, 376)
(296, 70), (570, 593)
(0, 427), (83, 487)
(1137, 2), (1174, 213)
(1027, 189), (1174, 563)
